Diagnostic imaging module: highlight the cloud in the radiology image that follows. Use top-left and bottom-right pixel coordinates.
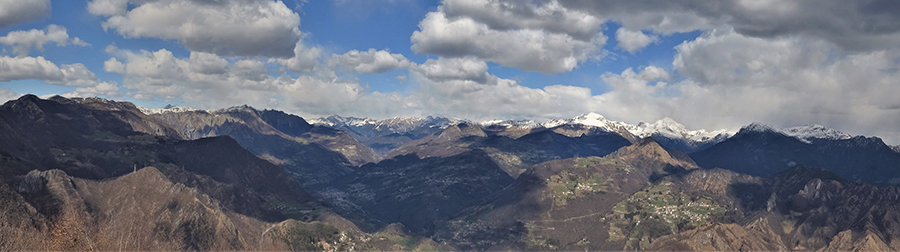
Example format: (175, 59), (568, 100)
(104, 46), (600, 121)
(328, 48), (413, 74)
(63, 81), (122, 98)
(411, 1), (607, 74)
(276, 42), (323, 73)
(0, 56), (103, 87)
(0, 87), (20, 102)
(0, 56), (63, 82)
(104, 48), (370, 112)
(413, 57), (498, 85)
(410, 71), (596, 120)
(92, 0), (302, 58)
(188, 52), (229, 75)
(0, 55), (119, 97)
(325, 49), (500, 85)
(86, 0), (127, 16)
(615, 28), (657, 53)
(0, 25), (88, 57)
(0, 0), (50, 28)
(103, 58), (126, 74)
(440, 0), (603, 41)
(70, 37), (91, 47)
(557, 0), (900, 51)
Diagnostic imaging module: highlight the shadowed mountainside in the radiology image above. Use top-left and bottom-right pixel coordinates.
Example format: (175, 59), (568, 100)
(149, 108), (375, 190)
(318, 150), (516, 234)
(691, 125), (900, 185)
(388, 123), (632, 177)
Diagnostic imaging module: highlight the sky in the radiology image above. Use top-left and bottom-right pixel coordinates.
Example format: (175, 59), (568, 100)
(1, 0), (900, 144)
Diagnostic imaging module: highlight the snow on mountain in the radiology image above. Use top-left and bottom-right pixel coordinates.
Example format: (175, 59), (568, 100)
(479, 119), (542, 129)
(737, 122), (855, 144)
(308, 115), (378, 128)
(537, 112), (632, 132)
(309, 115), (466, 135)
(783, 124), (852, 142)
(481, 112), (733, 146)
(626, 118), (733, 143)
(138, 105), (203, 115)
(536, 113), (731, 143)
(567, 112), (632, 131)
(478, 112), (735, 152)
(739, 122), (778, 133)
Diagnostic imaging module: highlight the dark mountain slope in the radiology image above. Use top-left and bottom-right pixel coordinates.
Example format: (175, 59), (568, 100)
(0, 95), (185, 180)
(389, 123), (632, 177)
(150, 108), (372, 191)
(151, 107), (378, 166)
(256, 109), (314, 136)
(320, 150), (516, 234)
(691, 124), (900, 184)
(158, 136), (322, 221)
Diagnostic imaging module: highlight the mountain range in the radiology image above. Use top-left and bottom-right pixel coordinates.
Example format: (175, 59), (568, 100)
(1, 95), (899, 251)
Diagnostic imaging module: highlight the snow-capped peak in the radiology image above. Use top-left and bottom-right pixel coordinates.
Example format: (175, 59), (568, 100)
(309, 115), (464, 131)
(571, 112), (613, 127)
(138, 105), (202, 115)
(783, 124), (852, 142)
(739, 122), (778, 133)
(308, 115), (377, 127)
(540, 112), (628, 132)
(480, 119), (541, 129)
(736, 123), (855, 143)
(627, 118), (732, 142)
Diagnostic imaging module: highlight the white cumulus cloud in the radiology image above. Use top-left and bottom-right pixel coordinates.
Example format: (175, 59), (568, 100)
(0, 0), (50, 28)
(0, 25), (88, 57)
(615, 28), (657, 53)
(328, 48), (413, 74)
(92, 0), (303, 58)
(411, 0), (607, 74)
(0, 87), (20, 102)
